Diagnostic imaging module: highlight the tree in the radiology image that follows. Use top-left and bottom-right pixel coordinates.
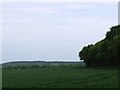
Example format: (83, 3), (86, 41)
(79, 25), (120, 67)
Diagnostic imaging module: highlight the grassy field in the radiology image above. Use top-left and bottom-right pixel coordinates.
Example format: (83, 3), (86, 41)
(2, 67), (118, 88)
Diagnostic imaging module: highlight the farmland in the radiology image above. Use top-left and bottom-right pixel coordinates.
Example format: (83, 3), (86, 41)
(2, 63), (118, 88)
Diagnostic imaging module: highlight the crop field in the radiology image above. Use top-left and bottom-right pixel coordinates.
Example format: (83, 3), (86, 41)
(2, 67), (118, 88)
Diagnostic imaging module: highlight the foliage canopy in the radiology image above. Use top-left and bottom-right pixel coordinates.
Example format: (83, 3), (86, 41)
(79, 25), (120, 67)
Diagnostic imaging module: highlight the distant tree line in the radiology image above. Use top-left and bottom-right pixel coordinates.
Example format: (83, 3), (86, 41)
(2, 63), (85, 69)
(79, 25), (120, 67)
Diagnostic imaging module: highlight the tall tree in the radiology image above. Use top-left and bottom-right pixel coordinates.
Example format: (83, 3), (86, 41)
(79, 25), (120, 67)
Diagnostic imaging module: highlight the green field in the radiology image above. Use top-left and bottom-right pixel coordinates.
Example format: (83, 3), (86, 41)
(2, 67), (118, 88)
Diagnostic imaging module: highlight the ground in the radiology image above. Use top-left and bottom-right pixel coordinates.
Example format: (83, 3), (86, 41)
(2, 66), (118, 88)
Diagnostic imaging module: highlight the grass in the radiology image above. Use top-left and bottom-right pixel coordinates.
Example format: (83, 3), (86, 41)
(2, 67), (118, 88)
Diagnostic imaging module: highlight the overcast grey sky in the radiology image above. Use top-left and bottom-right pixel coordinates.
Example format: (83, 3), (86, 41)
(2, 2), (117, 63)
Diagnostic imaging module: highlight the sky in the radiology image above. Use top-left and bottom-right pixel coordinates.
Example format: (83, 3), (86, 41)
(118, 1), (120, 25)
(1, 1), (118, 63)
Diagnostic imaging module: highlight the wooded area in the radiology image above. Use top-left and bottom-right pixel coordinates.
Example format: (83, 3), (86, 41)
(79, 25), (120, 67)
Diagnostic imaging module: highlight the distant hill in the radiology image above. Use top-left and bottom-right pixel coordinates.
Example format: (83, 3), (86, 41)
(2, 61), (85, 69)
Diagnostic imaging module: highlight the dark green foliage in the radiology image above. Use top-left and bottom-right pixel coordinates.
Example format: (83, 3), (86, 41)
(79, 25), (120, 67)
